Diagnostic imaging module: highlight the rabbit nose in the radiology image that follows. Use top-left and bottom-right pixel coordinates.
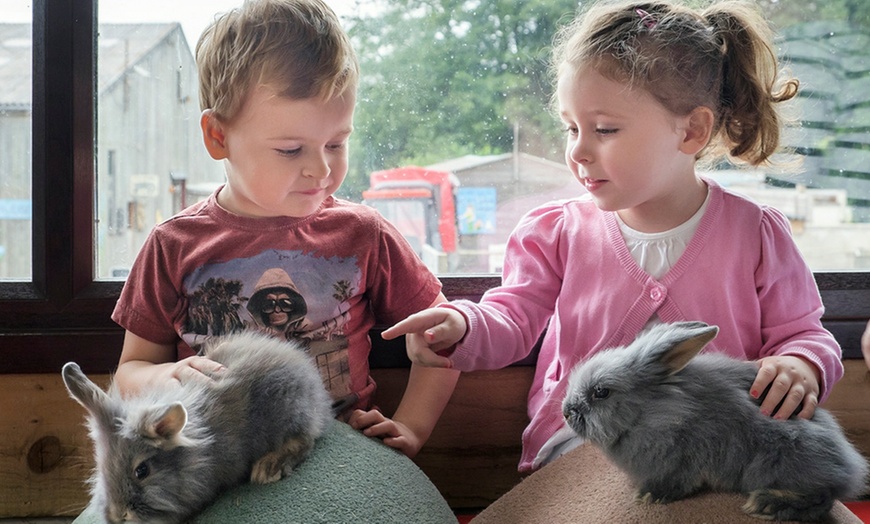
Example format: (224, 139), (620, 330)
(563, 403), (583, 422)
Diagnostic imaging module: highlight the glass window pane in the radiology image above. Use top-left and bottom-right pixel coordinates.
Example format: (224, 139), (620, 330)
(0, 3), (32, 280)
(93, 1), (359, 280)
(95, 2), (237, 279)
(346, 1), (870, 274)
(767, 5), (870, 271)
(93, 0), (870, 278)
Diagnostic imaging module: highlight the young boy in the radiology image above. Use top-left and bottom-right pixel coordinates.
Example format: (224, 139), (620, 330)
(112, 0), (458, 458)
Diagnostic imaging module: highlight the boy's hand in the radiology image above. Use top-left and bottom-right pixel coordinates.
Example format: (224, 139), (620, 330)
(381, 308), (467, 368)
(348, 409), (422, 458)
(168, 355), (226, 385)
(751, 355), (820, 420)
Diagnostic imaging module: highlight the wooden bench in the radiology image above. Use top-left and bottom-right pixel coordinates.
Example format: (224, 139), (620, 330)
(370, 330), (870, 511)
(1, 325), (868, 517)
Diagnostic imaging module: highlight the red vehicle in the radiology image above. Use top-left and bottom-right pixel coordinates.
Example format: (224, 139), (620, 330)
(362, 166), (459, 258)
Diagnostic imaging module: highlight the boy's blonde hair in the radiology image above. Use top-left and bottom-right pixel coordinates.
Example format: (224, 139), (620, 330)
(552, 0), (798, 166)
(196, 0), (359, 121)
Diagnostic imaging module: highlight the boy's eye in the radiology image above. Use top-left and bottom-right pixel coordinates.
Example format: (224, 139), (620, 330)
(595, 127), (618, 135)
(327, 142), (346, 151)
(276, 148), (301, 156)
(563, 126), (578, 136)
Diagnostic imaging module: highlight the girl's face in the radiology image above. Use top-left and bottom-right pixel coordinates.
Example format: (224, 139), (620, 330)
(557, 66), (706, 232)
(203, 84), (355, 218)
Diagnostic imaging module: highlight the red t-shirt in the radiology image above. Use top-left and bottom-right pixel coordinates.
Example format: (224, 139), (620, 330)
(112, 188), (441, 413)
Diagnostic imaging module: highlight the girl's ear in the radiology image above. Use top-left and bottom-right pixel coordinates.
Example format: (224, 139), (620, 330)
(679, 106), (715, 156)
(201, 109), (229, 160)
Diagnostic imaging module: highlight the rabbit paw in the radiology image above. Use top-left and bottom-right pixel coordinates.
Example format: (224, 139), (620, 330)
(250, 435), (316, 484)
(636, 491), (674, 505)
(636, 480), (702, 505)
(251, 451), (286, 484)
(743, 489), (833, 522)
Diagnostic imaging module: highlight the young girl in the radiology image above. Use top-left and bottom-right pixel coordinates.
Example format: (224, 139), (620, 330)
(383, 0), (843, 473)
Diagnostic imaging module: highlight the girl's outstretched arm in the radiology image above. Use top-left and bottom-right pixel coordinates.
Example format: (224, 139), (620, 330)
(381, 306), (468, 368)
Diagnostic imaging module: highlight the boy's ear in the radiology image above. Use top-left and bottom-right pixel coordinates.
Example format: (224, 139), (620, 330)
(678, 106), (715, 156)
(201, 109), (229, 160)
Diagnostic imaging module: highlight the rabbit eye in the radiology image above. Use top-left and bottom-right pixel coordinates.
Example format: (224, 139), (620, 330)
(592, 386), (610, 400)
(133, 462), (150, 480)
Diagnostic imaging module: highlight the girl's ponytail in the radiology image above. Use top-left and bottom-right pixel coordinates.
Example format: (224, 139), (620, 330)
(704, 4), (799, 166)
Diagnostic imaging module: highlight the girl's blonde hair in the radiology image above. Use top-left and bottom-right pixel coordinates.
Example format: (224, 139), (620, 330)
(552, 0), (798, 166)
(196, 0), (359, 121)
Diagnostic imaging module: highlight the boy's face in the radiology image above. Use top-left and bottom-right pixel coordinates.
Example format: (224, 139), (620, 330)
(204, 84), (355, 218)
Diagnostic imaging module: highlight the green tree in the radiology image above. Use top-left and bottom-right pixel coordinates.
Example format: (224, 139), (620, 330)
(340, 0), (578, 198)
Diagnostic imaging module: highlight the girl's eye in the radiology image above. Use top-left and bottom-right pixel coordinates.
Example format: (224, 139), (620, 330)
(276, 148), (301, 157)
(563, 126), (578, 136)
(596, 128), (618, 135)
(592, 385), (610, 400)
(327, 142), (346, 151)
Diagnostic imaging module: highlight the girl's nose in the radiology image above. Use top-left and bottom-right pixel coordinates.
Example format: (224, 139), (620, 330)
(567, 134), (591, 165)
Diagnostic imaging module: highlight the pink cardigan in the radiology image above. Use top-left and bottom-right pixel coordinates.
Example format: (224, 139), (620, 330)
(448, 179), (843, 472)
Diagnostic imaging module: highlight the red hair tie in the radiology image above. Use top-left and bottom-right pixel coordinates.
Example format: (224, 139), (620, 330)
(636, 8), (657, 30)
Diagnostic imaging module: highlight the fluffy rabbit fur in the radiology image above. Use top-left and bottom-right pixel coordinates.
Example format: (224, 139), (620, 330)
(562, 321), (868, 522)
(63, 331), (333, 524)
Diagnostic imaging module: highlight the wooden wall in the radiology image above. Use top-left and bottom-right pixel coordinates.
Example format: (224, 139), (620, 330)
(1, 356), (868, 517)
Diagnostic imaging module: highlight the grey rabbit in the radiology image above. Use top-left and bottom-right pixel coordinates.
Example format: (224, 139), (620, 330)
(62, 330), (333, 524)
(562, 321), (869, 522)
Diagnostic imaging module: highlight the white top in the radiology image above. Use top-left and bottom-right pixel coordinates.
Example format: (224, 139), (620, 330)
(617, 189), (711, 279)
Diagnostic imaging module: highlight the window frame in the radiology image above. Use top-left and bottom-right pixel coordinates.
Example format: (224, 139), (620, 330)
(0, 0), (868, 375)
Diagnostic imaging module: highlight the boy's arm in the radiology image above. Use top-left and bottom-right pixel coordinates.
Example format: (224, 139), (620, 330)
(387, 364), (461, 456)
(349, 294), (461, 457)
(114, 330), (224, 395)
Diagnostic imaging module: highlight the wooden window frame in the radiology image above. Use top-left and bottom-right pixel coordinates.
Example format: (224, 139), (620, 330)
(1, 0), (868, 375)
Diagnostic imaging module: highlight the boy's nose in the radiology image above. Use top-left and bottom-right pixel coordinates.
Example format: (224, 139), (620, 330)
(303, 157), (331, 179)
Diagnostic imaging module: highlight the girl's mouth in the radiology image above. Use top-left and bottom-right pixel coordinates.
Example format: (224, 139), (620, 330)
(581, 177), (606, 192)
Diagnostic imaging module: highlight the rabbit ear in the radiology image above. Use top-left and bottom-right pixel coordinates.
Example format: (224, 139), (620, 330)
(62, 362), (111, 414)
(138, 402), (189, 448)
(659, 323), (719, 375)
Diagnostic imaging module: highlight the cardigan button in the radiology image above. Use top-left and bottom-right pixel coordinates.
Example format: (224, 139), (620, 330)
(650, 287), (664, 301)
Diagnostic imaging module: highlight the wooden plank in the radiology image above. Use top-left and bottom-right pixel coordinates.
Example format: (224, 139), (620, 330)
(1, 360), (867, 517)
(826, 360), (870, 461)
(0, 373), (106, 517)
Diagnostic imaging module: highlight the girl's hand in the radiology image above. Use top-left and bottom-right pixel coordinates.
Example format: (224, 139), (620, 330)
(751, 355), (820, 420)
(381, 308), (468, 368)
(348, 409), (422, 458)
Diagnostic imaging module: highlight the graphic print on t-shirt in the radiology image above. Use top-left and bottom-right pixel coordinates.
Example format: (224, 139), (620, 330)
(179, 249), (362, 402)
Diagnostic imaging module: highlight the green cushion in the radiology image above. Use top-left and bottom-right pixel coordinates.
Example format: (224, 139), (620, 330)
(73, 420), (457, 524)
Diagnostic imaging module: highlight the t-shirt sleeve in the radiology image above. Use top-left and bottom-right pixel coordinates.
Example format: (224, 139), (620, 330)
(111, 229), (186, 345)
(366, 215), (442, 325)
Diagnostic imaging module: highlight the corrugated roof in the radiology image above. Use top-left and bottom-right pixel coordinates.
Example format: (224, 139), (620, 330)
(0, 23), (181, 109)
(427, 153), (513, 173)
